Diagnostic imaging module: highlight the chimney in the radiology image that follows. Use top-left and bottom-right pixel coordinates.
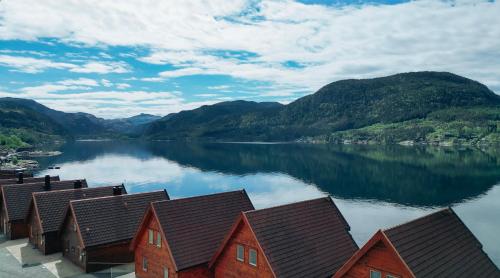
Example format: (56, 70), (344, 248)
(74, 180), (82, 189)
(44, 175), (51, 191)
(17, 172), (24, 184)
(113, 186), (122, 196)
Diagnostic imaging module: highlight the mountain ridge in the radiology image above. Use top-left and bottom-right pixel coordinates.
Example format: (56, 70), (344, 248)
(1, 71), (499, 148)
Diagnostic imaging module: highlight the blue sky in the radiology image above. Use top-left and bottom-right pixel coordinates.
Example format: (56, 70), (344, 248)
(0, 0), (499, 118)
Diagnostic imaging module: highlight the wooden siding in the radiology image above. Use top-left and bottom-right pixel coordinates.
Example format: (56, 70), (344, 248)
(8, 220), (28, 239)
(213, 220), (274, 278)
(27, 206), (43, 250)
(135, 212), (177, 278)
(341, 240), (412, 278)
(61, 213), (86, 271)
(86, 241), (134, 273)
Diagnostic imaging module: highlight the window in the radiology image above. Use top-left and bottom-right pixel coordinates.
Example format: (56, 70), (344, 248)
(236, 244), (244, 262)
(79, 250), (86, 262)
(164, 267), (169, 278)
(386, 275), (399, 278)
(370, 270), (382, 278)
(249, 249), (257, 266)
(142, 257), (148, 272)
(73, 221), (77, 232)
(156, 232), (162, 248)
(148, 229), (154, 244)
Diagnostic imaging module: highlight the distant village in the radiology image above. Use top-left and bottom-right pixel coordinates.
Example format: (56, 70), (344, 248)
(0, 169), (499, 278)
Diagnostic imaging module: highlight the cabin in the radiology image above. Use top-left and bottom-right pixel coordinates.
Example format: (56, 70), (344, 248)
(0, 174), (60, 186)
(130, 190), (254, 278)
(333, 208), (500, 278)
(26, 184), (127, 255)
(60, 190), (169, 273)
(1, 178), (87, 239)
(0, 175), (60, 233)
(210, 197), (359, 278)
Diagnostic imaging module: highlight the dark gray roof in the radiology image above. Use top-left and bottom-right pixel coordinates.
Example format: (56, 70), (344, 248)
(70, 190), (169, 248)
(244, 197), (358, 278)
(0, 176), (60, 186)
(2, 179), (87, 222)
(153, 190), (254, 271)
(384, 208), (500, 278)
(32, 185), (126, 234)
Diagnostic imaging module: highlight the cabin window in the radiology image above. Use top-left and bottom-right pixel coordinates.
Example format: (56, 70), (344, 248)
(249, 249), (257, 266)
(236, 244), (244, 262)
(142, 257), (148, 271)
(80, 250), (86, 262)
(386, 275), (399, 278)
(148, 229), (154, 245)
(370, 270), (382, 278)
(156, 232), (162, 248)
(73, 221), (77, 232)
(164, 267), (169, 278)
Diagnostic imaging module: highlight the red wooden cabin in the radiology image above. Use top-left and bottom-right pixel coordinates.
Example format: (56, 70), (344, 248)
(130, 190), (254, 278)
(210, 197), (359, 278)
(59, 190), (169, 273)
(26, 184), (126, 254)
(334, 208), (500, 278)
(1, 178), (87, 239)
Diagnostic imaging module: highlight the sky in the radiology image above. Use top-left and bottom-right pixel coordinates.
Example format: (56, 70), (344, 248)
(0, 0), (499, 119)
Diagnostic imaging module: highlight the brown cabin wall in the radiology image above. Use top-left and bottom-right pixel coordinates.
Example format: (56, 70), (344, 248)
(0, 203), (7, 234)
(135, 213), (184, 278)
(61, 214), (86, 271)
(341, 241), (412, 278)
(85, 241), (134, 273)
(27, 207), (42, 249)
(213, 221), (274, 278)
(8, 221), (28, 239)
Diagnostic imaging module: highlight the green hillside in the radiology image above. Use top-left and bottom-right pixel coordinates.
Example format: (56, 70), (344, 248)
(145, 72), (500, 145)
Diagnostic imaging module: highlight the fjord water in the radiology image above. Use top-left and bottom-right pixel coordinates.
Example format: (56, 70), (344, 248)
(34, 141), (500, 267)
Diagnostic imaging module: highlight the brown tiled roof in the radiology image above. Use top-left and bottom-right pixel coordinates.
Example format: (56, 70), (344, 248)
(0, 176), (60, 186)
(70, 190), (169, 248)
(244, 197), (358, 278)
(31, 185), (127, 234)
(384, 208), (500, 278)
(2, 179), (88, 222)
(153, 190), (254, 271)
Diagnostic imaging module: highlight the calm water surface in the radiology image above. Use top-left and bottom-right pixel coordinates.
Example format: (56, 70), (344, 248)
(34, 141), (500, 267)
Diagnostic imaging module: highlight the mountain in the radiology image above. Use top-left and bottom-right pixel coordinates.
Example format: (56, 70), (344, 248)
(145, 100), (284, 140)
(0, 97), (159, 148)
(104, 113), (161, 134)
(2, 71), (499, 148)
(145, 72), (500, 144)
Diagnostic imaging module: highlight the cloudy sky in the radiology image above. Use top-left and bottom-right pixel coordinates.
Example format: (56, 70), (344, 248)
(0, 0), (499, 118)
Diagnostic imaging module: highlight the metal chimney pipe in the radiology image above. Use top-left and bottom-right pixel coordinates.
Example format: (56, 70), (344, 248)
(17, 172), (24, 184)
(44, 175), (51, 191)
(74, 180), (82, 189)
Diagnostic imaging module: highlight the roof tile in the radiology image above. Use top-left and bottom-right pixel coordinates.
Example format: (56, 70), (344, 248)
(70, 190), (169, 248)
(384, 208), (500, 278)
(153, 190), (254, 270)
(244, 197), (358, 278)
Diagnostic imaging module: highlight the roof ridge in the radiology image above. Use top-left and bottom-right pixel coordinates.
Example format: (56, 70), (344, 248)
(69, 190), (163, 203)
(33, 184), (122, 196)
(384, 207), (451, 232)
(152, 189), (247, 205)
(244, 196), (331, 215)
(2, 179), (85, 188)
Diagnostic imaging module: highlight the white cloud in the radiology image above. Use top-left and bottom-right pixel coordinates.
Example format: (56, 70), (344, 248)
(0, 54), (130, 74)
(0, 54), (74, 73)
(0, 0), (499, 118)
(70, 61), (130, 74)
